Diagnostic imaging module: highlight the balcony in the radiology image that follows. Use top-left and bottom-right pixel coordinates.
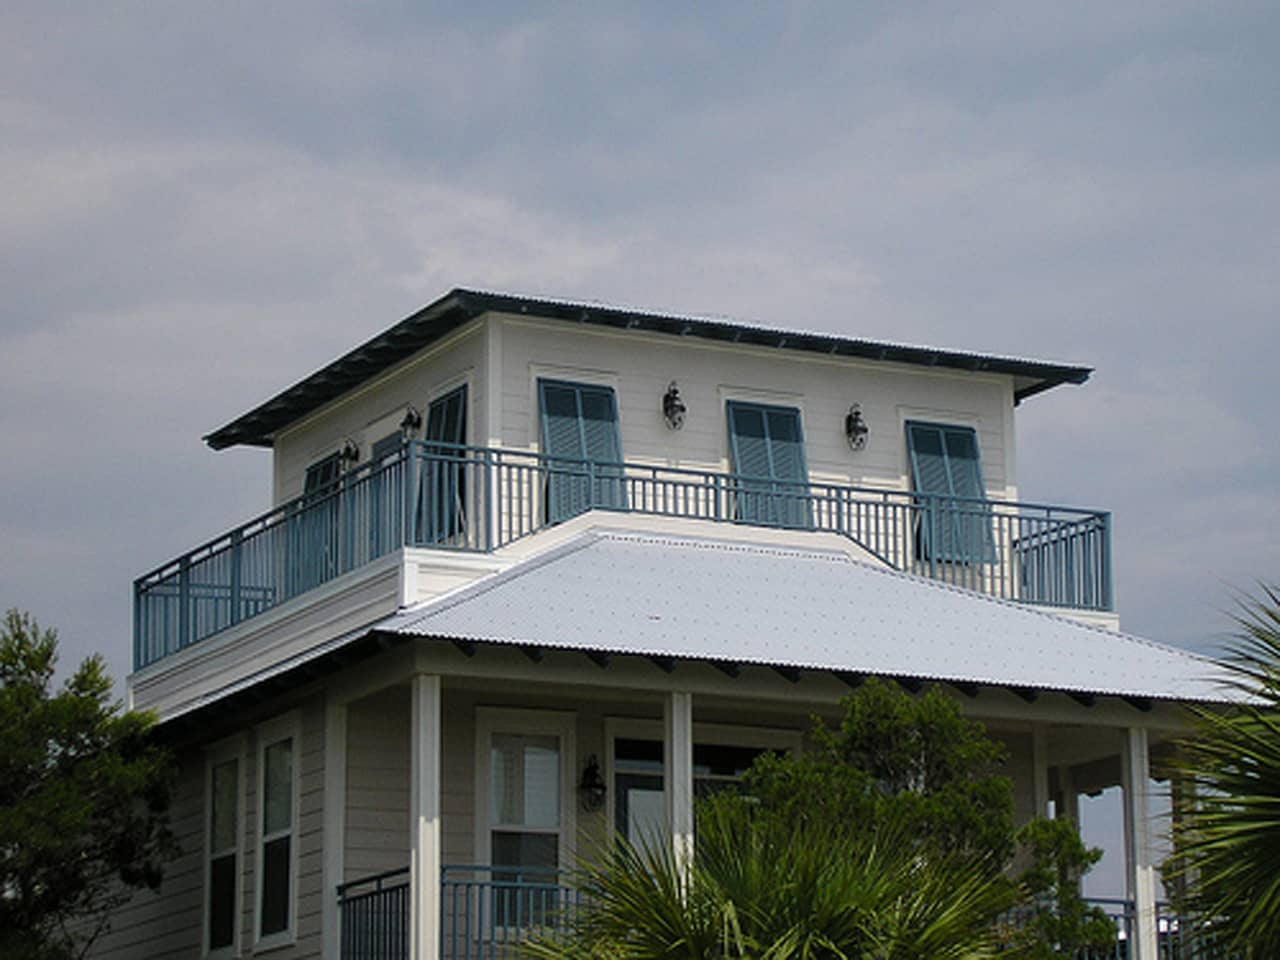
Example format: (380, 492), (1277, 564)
(133, 442), (1112, 670)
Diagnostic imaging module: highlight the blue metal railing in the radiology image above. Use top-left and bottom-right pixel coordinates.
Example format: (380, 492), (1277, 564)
(336, 865), (580, 960)
(134, 442), (1112, 668)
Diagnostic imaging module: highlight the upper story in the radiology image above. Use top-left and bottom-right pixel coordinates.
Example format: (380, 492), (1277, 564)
(131, 289), (1106, 716)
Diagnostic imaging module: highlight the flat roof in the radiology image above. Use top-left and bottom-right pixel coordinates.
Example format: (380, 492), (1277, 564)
(204, 288), (1093, 449)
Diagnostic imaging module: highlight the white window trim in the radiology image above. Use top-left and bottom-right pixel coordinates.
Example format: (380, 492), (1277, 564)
(473, 707), (577, 872)
(604, 717), (803, 832)
(205, 735), (246, 959)
(254, 713), (301, 953)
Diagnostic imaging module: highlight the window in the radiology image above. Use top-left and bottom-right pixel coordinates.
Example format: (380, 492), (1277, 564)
(607, 721), (800, 846)
(538, 379), (626, 522)
(206, 743), (242, 956)
(369, 431), (404, 557)
(418, 385), (468, 544)
(476, 709), (575, 922)
(725, 400), (811, 529)
(291, 452), (343, 594)
(256, 719), (298, 946)
(905, 421), (994, 563)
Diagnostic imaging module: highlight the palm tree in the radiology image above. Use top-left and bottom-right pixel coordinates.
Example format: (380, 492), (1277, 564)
(525, 793), (1017, 960)
(1169, 588), (1280, 957)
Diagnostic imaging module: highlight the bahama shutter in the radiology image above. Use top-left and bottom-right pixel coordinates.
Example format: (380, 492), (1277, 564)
(726, 401), (811, 528)
(905, 422), (992, 563)
(539, 380), (626, 523)
(419, 385), (468, 544)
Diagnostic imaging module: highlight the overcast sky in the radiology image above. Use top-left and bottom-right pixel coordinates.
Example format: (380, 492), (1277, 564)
(2, 0), (1277, 893)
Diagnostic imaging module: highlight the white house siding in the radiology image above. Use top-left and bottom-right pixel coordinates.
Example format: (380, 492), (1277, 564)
(272, 320), (487, 506)
(344, 688), (411, 882)
(494, 314), (1016, 499)
(88, 751), (204, 959)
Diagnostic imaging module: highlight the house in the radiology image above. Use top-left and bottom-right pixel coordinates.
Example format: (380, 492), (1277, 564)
(106, 288), (1231, 960)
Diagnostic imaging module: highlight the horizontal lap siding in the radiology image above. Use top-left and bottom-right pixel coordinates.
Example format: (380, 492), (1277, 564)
(345, 688), (411, 882)
(87, 751), (204, 959)
(497, 317), (1014, 495)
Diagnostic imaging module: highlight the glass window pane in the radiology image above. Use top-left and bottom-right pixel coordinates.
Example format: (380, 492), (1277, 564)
(491, 734), (559, 828)
(211, 759), (238, 853)
(209, 852), (236, 949)
(260, 835), (290, 936)
(263, 739), (292, 835)
(491, 831), (558, 871)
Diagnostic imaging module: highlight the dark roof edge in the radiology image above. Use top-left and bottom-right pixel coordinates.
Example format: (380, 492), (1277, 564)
(205, 287), (1093, 450)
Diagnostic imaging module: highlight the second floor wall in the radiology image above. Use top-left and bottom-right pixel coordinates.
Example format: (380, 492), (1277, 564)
(270, 311), (1019, 510)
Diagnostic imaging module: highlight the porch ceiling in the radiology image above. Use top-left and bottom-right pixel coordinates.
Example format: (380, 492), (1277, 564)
(379, 529), (1236, 705)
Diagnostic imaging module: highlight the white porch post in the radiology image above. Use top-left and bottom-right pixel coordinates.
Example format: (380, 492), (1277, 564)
(665, 691), (694, 879)
(322, 699), (348, 960)
(1121, 726), (1158, 960)
(410, 674), (442, 960)
(1031, 725), (1050, 819)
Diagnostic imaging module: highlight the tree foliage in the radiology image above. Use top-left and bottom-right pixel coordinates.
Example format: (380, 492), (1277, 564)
(0, 610), (175, 960)
(741, 677), (1015, 863)
(1168, 587), (1280, 957)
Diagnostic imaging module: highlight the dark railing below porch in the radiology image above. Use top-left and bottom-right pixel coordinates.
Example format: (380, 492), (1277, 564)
(135, 442), (1112, 669)
(339, 868), (1226, 960)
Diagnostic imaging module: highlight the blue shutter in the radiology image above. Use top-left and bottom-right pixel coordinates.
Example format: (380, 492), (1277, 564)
(906, 422), (992, 563)
(539, 380), (626, 523)
(726, 401), (810, 528)
(419, 386), (468, 544)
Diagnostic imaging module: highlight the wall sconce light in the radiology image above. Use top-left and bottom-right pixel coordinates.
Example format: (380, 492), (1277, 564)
(340, 439), (360, 464)
(845, 404), (869, 452)
(662, 381), (687, 430)
(578, 754), (607, 812)
(400, 404), (423, 439)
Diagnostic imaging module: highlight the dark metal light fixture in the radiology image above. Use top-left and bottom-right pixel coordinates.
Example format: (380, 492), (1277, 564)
(845, 404), (869, 451)
(662, 381), (687, 430)
(399, 404), (423, 439)
(578, 754), (607, 812)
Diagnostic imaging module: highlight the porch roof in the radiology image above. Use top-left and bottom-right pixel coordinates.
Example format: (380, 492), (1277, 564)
(379, 529), (1235, 704)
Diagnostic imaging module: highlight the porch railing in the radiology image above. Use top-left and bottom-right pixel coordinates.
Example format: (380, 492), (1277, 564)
(339, 873), (1225, 960)
(135, 442), (1112, 668)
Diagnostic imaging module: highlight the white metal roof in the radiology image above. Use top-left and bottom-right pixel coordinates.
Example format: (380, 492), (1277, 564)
(380, 530), (1235, 703)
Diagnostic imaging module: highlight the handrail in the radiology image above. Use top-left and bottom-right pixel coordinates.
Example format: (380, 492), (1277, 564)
(134, 442), (1113, 669)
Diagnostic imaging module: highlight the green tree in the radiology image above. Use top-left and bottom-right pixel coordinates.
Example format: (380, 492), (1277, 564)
(742, 677), (1015, 862)
(1168, 588), (1280, 957)
(0, 610), (175, 960)
(1010, 818), (1116, 958)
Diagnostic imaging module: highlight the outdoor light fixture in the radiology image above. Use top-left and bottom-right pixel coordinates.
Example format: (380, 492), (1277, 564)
(845, 404), (869, 452)
(399, 404), (423, 439)
(578, 754), (607, 812)
(662, 381), (687, 430)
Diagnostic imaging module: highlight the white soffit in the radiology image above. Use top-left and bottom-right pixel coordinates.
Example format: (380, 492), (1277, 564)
(380, 530), (1235, 703)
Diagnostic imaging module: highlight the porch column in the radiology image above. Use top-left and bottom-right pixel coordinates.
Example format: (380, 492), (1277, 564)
(665, 691), (694, 878)
(1031, 725), (1050, 819)
(322, 699), (348, 960)
(1121, 726), (1157, 960)
(410, 674), (442, 960)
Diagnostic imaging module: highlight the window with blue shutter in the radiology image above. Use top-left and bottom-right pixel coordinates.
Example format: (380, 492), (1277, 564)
(418, 385), (467, 544)
(905, 421), (994, 563)
(726, 401), (811, 529)
(538, 379), (626, 523)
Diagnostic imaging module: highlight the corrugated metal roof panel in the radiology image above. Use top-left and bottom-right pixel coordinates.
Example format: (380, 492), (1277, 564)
(380, 530), (1234, 703)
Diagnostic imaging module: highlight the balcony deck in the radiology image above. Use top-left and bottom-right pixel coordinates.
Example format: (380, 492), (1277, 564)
(133, 442), (1112, 671)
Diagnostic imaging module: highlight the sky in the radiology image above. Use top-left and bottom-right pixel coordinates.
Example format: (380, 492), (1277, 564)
(2, 0), (1277, 897)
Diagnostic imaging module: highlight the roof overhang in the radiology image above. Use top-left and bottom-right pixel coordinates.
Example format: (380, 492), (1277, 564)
(204, 288), (1093, 450)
